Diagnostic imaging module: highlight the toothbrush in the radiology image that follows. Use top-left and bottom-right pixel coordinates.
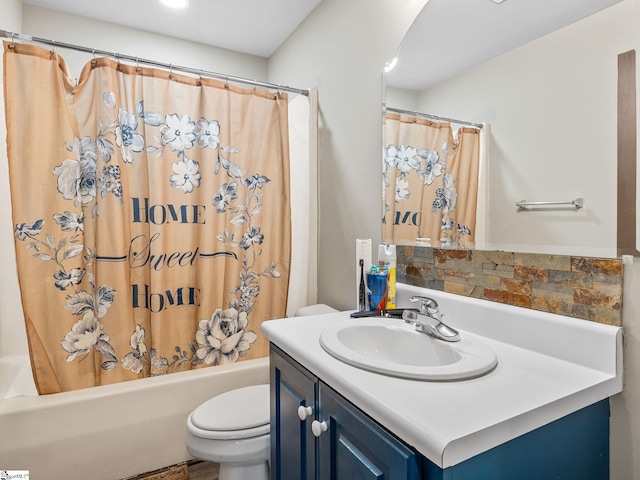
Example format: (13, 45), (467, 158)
(358, 259), (366, 311)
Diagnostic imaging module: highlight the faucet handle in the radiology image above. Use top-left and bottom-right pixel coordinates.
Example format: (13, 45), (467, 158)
(409, 295), (439, 315)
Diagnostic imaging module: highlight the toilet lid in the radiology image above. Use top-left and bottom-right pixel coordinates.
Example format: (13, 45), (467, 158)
(191, 384), (270, 432)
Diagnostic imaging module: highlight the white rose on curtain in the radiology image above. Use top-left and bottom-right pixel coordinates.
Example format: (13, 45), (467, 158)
(53, 137), (98, 204)
(195, 308), (257, 366)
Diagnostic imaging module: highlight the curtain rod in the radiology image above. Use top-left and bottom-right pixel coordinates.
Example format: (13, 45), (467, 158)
(385, 106), (483, 129)
(1, 29), (309, 97)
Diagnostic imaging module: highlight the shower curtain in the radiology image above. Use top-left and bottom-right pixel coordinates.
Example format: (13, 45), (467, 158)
(4, 41), (291, 394)
(382, 112), (480, 246)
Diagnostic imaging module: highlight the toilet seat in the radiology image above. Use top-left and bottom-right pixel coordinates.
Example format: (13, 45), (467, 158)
(188, 384), (270, 440)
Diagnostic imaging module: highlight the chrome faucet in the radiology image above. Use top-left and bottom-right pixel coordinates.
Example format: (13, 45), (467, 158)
(402, 295), (460, 342)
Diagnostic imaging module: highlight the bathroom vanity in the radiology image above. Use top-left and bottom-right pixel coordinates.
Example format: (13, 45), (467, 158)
(262, 284), (623, 479)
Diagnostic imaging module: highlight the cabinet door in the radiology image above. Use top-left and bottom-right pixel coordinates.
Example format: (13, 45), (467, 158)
(317, 383), (420, 480)
(270, 345), (318, 480)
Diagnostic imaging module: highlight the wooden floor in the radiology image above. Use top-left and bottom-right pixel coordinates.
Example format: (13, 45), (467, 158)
(124, 460), (219, 480)
(188, 461), (220, 480)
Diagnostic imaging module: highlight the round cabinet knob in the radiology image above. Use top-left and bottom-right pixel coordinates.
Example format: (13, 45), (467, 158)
(311, 420), (328, 437)
(297, 405), (313, 421)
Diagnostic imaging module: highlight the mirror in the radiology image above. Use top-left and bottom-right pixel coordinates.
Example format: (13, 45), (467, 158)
(383, 0), (637, 258)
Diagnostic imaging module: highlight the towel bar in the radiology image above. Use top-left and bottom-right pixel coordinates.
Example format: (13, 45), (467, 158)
(516, 198), (583, 210)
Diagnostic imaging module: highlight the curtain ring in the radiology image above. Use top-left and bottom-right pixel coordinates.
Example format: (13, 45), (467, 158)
(197, 69), (203, 86)
(91, 48), (97, 67)
(224, 75), (229, 88)
(169, 63), (174, 79)
(136, 57), (142, 73)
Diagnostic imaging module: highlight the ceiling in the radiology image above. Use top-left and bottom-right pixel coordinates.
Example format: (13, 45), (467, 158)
(386, 0), (624, 91)
(21, 0), (322, 58)
(20, 0), (625, 85)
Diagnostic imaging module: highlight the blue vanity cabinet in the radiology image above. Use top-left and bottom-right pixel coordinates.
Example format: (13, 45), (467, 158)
(270, 343), (610, 480)
(270, 344), (318, 480)
(270, 344), (421, 480)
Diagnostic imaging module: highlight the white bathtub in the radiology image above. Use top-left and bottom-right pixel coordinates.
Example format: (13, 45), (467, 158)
(0, 355), (269, 479)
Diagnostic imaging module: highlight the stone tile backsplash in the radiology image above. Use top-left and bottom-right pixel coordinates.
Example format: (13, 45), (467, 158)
(397, 246), (623, 326)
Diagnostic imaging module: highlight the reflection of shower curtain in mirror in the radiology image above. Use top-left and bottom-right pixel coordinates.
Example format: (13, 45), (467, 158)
(382, 113), (480, 246)
(4, 42), (291, 394)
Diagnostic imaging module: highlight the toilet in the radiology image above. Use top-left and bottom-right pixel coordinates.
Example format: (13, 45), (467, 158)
(186, 384), (271, 480)
(186, 304), (338, 479)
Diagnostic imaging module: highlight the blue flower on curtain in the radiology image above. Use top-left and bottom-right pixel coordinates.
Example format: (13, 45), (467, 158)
(395, 145), (421, 176)
(115, 109), (145, 163)
(245, 174), (270, 190)
(170, 158), (202, 193)
(15, 219), (43, 240)
(54, 268), (85, 290)
(196, 117), (220, 149)
(97, 117), (116, 163)
(161, 113), (197, 152)
(122, 326), (170, 374)
(121, 325), (146, 374)
(418, 149), (445, 186)
(395, 177), (410, 202)
(212, 182), (239, 212)
(53, 211), (84, 232)
(240, 226), (265, 250)
(432, 173), (458, 214)
(99, 165), (123, 202)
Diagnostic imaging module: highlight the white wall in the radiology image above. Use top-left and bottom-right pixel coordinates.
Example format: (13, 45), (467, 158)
(613, 261), (640, 479)
(268, 0), (428, 311)
(21, 5), (268, 79)
(385, 86), (418, 111)
(415, 0), (635, 252)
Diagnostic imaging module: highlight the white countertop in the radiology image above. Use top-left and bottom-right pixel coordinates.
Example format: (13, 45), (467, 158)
(261, 284), (623, 468)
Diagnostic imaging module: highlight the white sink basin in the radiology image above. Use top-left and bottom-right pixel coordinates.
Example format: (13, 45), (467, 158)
(319, 317), (498, 381)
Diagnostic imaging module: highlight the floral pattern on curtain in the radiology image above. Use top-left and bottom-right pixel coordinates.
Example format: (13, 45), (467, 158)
(4, 42), (291, 394)
(382, 113), (480, 247)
